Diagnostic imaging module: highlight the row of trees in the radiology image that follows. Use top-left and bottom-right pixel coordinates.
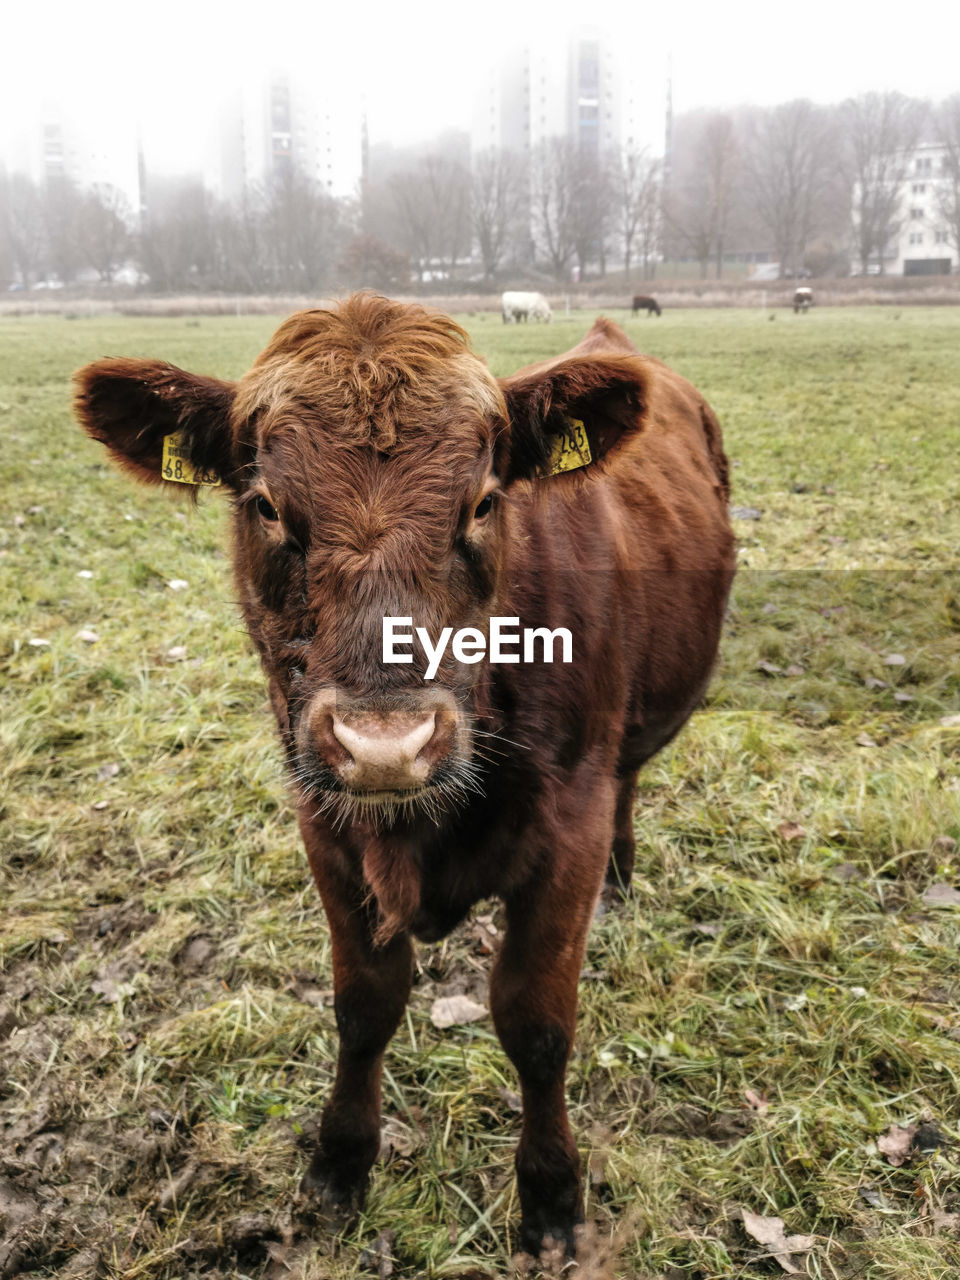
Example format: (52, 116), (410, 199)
(667, 93), (960, 278)
(3, 92), (960, 292)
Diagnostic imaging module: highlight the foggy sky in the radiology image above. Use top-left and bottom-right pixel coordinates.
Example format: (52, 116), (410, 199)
(2, 0), (958, 175)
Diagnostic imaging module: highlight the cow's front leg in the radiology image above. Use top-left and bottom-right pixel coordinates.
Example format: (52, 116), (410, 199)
(490, 863), (604, 1258)
(299, 833), (414, 1218)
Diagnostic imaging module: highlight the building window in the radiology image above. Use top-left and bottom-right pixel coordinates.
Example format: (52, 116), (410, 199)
(910, 207), (923, 219)
(909, 232), (923, 245)
(912, 183), (926, 194)
(935, 230), (947, 244)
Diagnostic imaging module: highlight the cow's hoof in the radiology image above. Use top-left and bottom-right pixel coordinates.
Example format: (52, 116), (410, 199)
(519, 1219), (578, 1262)
(297, 1161), (365, 1230)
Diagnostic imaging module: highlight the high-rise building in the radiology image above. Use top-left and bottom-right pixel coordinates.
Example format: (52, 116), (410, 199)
(215, 72), (364, 202)
(5, 100), (141, 219)
(471, 29), (643, 160)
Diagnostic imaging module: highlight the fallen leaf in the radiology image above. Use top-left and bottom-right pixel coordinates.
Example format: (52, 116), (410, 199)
(761, 602), (778, 615)
(784, 992), (807, 1012)
(883, 653), (906, 666)
(785, 664), (804, 677)
(91, 800), (109, 810)
(96, 762), (120, 781)
(288, 979), (332, 1007)
(77, 569), (94, 579)
(499, 1087), (523, 1113)
(757, 660), (783, 676)
(933, 835), (957, 853)
(167, 579), (189, 591)
(858, 1184), (892, 1211)
(776, 821), (806, 842)
(878, 1123), (915, 1166)
(864, 677), (888, 690)
(429, 994), (488, 1029)
(741, 1208), (816, 1274)
(28, 637), (51, 648)
(731, 506), (763, 520)
(940, 714), (960, 728)
(76, 629), (100, 643)
(744, 1088), (770, 1116)
(832, 861), (861, 882)
(166, 645), (188, 661)
(379, 1116), (422, 1160)
(849, 986), (868, 999)
(893, 691), (914, 703)
(358, 1228), (395, 1279)
(931, 1206), (960, 1235)
(856, 733), (878, 748)
(91, 975), (121, 1004)
(922, 883), (960, 907)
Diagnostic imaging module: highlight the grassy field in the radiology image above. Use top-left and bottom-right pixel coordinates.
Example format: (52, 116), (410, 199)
(1, 306), (959, 1279)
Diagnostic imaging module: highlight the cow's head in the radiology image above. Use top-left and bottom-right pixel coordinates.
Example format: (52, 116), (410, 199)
(74, 295), (646, 832)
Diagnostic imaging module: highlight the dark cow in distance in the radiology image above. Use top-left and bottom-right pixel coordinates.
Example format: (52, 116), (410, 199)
(631, 293), (661, 316)
(74, 295), (734, 1259)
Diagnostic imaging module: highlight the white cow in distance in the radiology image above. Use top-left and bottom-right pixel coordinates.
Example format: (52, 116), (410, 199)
(502, 291), (552, 324)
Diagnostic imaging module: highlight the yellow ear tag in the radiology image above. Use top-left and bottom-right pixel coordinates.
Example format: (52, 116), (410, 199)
(544, 417), (592, 476)
(161, 431), (221, 486)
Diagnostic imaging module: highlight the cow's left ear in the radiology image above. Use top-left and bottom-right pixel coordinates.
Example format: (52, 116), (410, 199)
(73, 357), (240, 492)
(498, 355), (649, 483)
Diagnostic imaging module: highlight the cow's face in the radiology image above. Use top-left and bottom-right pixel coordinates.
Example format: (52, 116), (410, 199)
(74, 295), (646, 831)
(229, 300), (508, 827)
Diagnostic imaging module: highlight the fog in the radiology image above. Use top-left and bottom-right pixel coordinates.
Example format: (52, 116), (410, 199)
(3, 0), (958, 175)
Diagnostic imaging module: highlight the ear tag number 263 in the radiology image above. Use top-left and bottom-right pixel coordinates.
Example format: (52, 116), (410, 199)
(545, 417), (592, 476)
(161, 431), (221, 487)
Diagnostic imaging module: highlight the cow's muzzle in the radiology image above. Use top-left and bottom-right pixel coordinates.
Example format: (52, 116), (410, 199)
(300, 688), (462, 798)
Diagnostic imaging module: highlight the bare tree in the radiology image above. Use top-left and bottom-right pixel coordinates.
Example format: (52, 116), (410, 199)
(338, 233), (411, 290)
(390, 154), (471, 281)
(613, 146), (661, 281)
(744, 100), (832, 278)
(530, 137), (578, 280)
(843, 91), (926, 275)
(263, 168), (344, 291)
(934, 95), (960, 260)
(567, 148), (612, 280)
(0, 173), (47, 286)
(471, 148), (526, 279)
(666, 111), (740, 278)
(78, 184), (131, 282)
(44, 175), (85, 284)
(140, 178), (220, 290)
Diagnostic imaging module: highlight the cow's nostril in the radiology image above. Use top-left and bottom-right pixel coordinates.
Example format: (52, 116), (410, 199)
(329, 713), (437, 787)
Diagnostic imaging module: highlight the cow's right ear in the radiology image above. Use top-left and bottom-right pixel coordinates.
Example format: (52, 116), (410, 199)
(73, 358), (240, 491)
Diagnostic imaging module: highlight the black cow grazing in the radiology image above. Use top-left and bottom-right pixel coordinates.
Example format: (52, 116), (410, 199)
(632, 294), (661, 317)
(793, 287), (813, 314)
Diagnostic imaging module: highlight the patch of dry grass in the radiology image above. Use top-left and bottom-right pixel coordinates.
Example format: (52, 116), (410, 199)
(1, 309), (958, 1278)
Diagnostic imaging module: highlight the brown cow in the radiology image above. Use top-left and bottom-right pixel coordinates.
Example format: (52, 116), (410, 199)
(73, 295), (734, 1258)
(631, 293), (661, 316)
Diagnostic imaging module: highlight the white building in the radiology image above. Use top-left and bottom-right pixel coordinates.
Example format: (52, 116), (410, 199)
(214, 71), (364, 202)
(4, 100), (141, 219)
(854, 142), (958, 276)
(892, 143), (957, 275)
(471, 28), (626, 161)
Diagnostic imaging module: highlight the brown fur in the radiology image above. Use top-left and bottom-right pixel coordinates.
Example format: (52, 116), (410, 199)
(73, 292), (735, 1258)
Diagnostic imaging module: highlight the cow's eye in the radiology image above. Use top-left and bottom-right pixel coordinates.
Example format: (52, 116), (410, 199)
(256, 495), (279, 522)
(474, 494), (494, 520)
